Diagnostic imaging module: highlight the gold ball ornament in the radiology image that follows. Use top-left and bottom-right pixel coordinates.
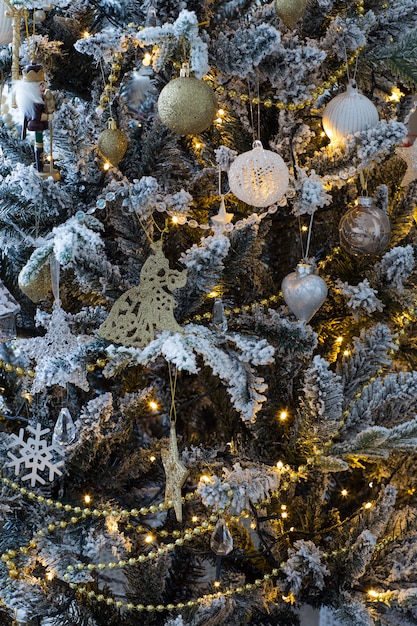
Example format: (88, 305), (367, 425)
(157, 63), (217, 135)
(98, 118), (128, 167)
(274, 0), (309, 28)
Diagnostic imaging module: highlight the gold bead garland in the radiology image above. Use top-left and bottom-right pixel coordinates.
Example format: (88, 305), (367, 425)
(213, 48), (364, 112)
(98, 51), (123, 110)
(70, 570), (280, 612)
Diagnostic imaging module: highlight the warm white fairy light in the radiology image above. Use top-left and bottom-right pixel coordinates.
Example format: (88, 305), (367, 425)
(336, 336), (344, 344)
(279, 410), (288, 421)
(343, 349), (351, 357)
(149, 400), (158, 410)
(149, 455), (156, 462)
(276, 461), (284, 469)
(103, 162), (110, 171)
(341, 489), (348, 496)
(84, 495), (91, 504)
(144, 534), (154, 544)
(364, 502), (373, 509)
(142, 52), (152, 66)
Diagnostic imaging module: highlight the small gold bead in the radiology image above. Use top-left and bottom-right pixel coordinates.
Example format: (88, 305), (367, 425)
(27, 369), (35, 378)
(5, 363), (14, 372)
(15, 367), (24, 376)
(96, 358), (106, 368)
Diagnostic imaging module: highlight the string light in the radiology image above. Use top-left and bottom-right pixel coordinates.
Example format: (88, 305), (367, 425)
(279, 410), (288, 421)
(142, 52), (152, 66)
(148, 400), (158, 410)
(341, 489), (348, 497)
(364, 502), (373, 509)
(84, 495), (91, 504)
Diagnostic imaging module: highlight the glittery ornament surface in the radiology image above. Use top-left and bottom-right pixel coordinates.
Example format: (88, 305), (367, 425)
(98, 118), (128, 166)
(397, 142), (417, 186)
(282, 262), (327, 322)
(157, 75), (217, 135)
(339, 197), (391, 256)
(161, 422), (189, 522)
(99, 240), (187, 348)
(18, 259), (52, 303)
(274, 0), (309, 28)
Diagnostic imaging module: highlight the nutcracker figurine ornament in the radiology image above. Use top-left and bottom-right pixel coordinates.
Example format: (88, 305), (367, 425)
(15, 63), (59, 179)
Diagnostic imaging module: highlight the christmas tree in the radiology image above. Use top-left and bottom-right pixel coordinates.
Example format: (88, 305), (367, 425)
(1, 1), (417, 624)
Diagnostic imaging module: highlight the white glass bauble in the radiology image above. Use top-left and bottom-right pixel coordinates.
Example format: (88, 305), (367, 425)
(228, 140), (289, 207)
(282, 262), (327, 322)
(322, 80), (379, 142)
(0, 1), (12, 47)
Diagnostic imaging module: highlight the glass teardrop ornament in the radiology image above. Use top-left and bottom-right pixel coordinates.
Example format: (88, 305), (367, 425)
(211, 298), (228, 333)
(52, 408), (76, 446)
(210, 518), (233, 556)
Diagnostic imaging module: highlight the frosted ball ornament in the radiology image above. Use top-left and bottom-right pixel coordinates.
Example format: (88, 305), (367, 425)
(157, 63), (217, 135)
(339, 196), (391, 256)
(282, 262), (327, 322)
(228, 140), (289, 208)
(322, 80), (379, 143)
(0, 0), (13, 47)
(97, 117), (128, 167)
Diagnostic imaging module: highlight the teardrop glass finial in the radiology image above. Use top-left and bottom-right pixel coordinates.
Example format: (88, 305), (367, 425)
(210, 518), (233, 556)
(52, 408), (76, 447)
(211, 298), (228, 333)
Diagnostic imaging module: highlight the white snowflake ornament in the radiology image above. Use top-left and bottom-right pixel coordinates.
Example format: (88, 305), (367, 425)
(6, 423), (65, 486)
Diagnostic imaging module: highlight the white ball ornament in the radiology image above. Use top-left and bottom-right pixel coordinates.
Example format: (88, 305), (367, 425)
(228, 140), (289, 208)
(0, 1), (13, 47)
(322, 80), (379, 143)
(282, 262), (327, 322)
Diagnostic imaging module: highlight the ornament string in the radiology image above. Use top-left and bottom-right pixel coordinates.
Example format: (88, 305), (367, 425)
(304, 212), (315, 259)
(168, 363), (178, 425)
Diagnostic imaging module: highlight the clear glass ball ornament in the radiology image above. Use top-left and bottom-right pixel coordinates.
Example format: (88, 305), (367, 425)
(228, 140), (289, 208)
(339, 196), (391, 256)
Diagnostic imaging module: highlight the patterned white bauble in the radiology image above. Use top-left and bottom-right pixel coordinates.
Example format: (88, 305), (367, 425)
(228, 140), (289, 208)
(282, 262), (327, 322)
(0, 1), (12, 46)
(322, 80), (379, 142)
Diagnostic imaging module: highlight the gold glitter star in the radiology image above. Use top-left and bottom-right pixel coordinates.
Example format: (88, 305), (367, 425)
(397, 142), (417, 186)
(161, 422), (189, 522)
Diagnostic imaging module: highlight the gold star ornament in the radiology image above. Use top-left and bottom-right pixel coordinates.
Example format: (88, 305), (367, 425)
(161, 422), (189, 522)
(397, 142), (417, 186)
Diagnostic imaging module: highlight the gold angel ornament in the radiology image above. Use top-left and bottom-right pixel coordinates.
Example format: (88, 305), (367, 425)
(99, 241), (187, 348)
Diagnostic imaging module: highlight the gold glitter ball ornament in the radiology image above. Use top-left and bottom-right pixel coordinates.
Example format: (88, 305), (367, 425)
(274, 0), (309, 28)
(157, 63), (217, 135)
(97, 118), (128, 166)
